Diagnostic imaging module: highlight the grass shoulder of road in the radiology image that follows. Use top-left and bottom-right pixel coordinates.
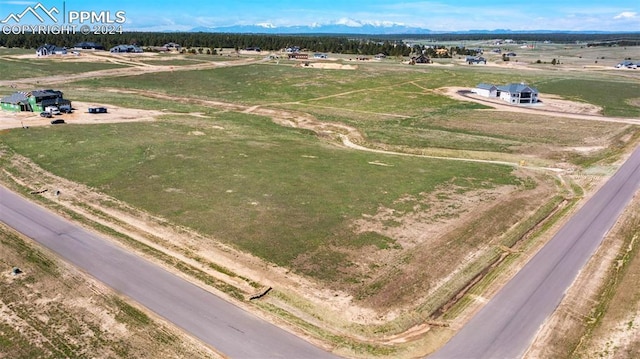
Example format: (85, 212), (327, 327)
(0, 224), (221, 359)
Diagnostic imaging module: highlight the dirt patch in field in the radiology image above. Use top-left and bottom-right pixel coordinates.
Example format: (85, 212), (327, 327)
(0, 101), (163, 130)
(299, 62), (358, 70)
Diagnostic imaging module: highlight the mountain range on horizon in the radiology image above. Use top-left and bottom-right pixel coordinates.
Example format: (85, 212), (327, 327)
(187, 20), (639, 35)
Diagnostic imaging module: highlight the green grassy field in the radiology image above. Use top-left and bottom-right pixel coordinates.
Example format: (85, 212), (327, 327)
(64, 63), (637, 163)
(0, 57), (129, 81)
(0, 113), (518, 275)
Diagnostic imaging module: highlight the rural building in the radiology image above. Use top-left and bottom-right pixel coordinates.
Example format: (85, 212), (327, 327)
(110, 44), (143, 53)
(466, 56), (487, 65)
(74, 42), (104, 50)
(163, 42), (181, 51)
(36, 44), (67, 56)
(1, 89), (71, 112)
(410, 54), (432, 64)
(472, 83), (498, 97)
(288, 53), (308, 60)
(313, 53), (328, 59)
(472, 83), (539, 104)
(616, 60), (638, 69)
(498, 83), (539, 104)
(374, 53), (387, 60)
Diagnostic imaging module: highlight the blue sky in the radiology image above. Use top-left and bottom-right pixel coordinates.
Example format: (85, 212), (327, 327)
(1, 0), (639, 32)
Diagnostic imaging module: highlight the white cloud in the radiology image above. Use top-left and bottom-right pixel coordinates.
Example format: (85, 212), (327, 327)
(614, 11), (637, 19)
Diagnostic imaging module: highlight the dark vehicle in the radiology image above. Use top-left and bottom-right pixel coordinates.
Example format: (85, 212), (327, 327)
(88, 107), (107, 114)
(40, 111), (52, 118)
(50, 119), (65, 124)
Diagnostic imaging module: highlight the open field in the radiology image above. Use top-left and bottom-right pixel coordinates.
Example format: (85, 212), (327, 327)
(0, 56), (129, 82)
(1, 44), (640, 357)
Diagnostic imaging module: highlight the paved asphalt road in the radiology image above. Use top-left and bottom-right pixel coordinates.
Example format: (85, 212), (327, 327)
(0, 186), (339, 359)
(431, 145), (640, 359)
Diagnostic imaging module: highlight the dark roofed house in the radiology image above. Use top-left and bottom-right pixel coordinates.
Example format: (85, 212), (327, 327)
(36, 44), (67, 56)
(410, 54), (432, 64)
(466, 56), (487, 65)
(1, 89), (71, 112)
(163, 42), (181, 51)
(74, 42), (104, 50)
(110, 44), (143, 53)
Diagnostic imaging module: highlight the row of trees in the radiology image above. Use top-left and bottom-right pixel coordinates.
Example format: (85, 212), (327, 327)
(0, 32), (416, 56)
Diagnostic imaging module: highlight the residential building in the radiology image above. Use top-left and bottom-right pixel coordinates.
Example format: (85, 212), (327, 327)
(1, 90), (71, 112)
(472, 83), (539, 104)
(110, 44), (143, 53)
(36, 44), (67, 56)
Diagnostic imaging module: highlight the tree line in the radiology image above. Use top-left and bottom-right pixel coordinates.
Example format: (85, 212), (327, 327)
(0, 32), (416, 56)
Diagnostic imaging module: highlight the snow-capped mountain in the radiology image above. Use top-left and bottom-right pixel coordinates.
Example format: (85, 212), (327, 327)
(190, 18), (433, 34)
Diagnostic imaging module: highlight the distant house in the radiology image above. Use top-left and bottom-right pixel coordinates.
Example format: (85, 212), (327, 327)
(36, 44), (67, 56)
(435, 48), (449, 56)
(163, 42), (181, 51)
(374, 53), (387, 60)
(244, 46), (261, 52)
(73, 41), (104, 50)
(313, 53), (327, 59)
(466, 56), (487, 65)
(473, 83), (539, 104)
(410, 54), (431, 64)
(615, 60), (638, 69)
(1, 89), (71, 112)
(110, 44), (143, 53)
(288, 53), (308, 60)
(285, 46), (300, 53)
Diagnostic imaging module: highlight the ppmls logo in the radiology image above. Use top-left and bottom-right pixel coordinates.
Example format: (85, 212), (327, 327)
(1, 2), (126, 35)
(1, 2), (59, 23)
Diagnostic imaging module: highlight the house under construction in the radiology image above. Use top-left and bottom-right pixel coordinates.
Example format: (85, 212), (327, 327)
(0, 89), (71, 112)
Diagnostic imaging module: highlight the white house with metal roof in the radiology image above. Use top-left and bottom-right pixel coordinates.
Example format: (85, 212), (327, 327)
(473, 83), (539, 104)
(497, 83), (539, 104)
